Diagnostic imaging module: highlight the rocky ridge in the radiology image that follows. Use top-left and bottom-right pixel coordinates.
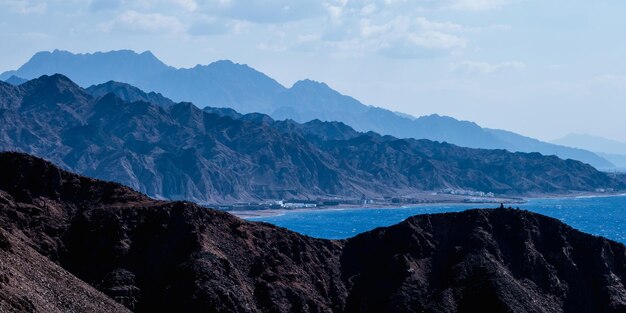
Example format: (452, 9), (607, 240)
(1, 152), (626, 312)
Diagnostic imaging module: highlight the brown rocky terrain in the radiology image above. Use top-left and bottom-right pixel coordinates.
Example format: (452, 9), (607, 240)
(0, 227), (131, 312)
(2, 151), (626, 312)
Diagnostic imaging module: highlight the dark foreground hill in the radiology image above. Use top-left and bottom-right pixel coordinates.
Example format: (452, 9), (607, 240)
(0, 75), (621, 204)
(2, 152), (626, 312)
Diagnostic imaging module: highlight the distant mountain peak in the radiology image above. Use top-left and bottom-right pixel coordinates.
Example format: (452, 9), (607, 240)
(419, 113), (481, 125)
(202, 59), (247, 69)
(211, 59), (236, 65)
(16, 74), (91, 112)
(172, 101), (196, 110)
(45, 49), (151, 57)
(4, 75), (27, 86)
(22, 74), (81, 91)
(86, 80), (175, 108)
(139, 50), (156, 57)
(187, 59), (276, 79)
(292, 79), (329, 89)
(4, 49), (172, 87)
(422, 113), (451, 119)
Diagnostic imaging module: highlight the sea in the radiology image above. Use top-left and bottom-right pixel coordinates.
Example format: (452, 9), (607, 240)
(246, 195), (626, 243)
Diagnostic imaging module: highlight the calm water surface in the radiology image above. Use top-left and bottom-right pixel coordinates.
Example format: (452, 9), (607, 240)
(246, 195), (626, 243)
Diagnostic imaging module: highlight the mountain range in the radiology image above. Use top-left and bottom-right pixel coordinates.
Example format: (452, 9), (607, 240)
(0, 74), (621, 204)
(2, 152), (626, 312)
(1, 49), (613, 169)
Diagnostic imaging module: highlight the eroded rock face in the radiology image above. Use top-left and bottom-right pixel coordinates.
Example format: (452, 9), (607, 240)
(341, 209), (626, 313)
(0, 152), (346, 312)
(2, 152), (626, 313)
(0, 220), (131, 313)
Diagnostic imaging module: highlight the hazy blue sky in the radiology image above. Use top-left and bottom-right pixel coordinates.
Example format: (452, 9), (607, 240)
(1, 0), (625, 142)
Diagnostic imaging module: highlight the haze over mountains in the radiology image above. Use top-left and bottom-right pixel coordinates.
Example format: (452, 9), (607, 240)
(553, 134), (626, 169)
(1, 49), (613, 169)
(0, 74), (620, 204)
(3, 152), (626, 312)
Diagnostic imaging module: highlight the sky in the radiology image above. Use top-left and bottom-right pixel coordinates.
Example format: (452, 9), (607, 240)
(1, 0), (625, 142)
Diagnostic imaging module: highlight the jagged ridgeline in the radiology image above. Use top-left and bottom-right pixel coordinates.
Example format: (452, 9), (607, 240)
(0, 75), (622, 203)
(2, 152), (626, 312)
(0, 49), (614, 169)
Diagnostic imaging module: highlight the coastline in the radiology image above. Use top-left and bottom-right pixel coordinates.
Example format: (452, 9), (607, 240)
(229, 191), (626, 219)
(230, 200), (514, 219)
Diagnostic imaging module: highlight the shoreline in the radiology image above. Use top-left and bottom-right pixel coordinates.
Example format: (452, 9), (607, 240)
(230, 200), (517, 219)
(228, 191), (626, 219)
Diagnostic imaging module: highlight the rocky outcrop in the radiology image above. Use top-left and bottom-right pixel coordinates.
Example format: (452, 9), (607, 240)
(0, 226), (131, 313)
(342, 209), (626, 312)
(0, 152), (346, 312)
(2, 152), (626, 312)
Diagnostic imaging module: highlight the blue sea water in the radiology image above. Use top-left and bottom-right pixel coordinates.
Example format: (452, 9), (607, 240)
(246, 195), (626, 243)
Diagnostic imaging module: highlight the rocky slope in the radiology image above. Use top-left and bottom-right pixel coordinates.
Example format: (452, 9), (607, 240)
(341, 209), (626, 312)
(0, 227), (131, 312)
(0, 152), (345, 312)
(2, 152), (626, 312)
(0, 75), (621, 203)
(0, 49), (613, 168)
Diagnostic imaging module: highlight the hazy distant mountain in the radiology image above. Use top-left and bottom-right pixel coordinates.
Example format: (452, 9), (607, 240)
(1, 49), (613, 168)
(149, 60), (285, 113)
(271, 79), (504, 147)
(0, 49), (171, 87)
(270, 79), (612, 168)
(1, 75), (619, 203)
(3, 75), (27, 85)
(553, 134), (626, 156)
(552, 134), (626, 168)
(597, 153), (626, 169)
(1, 50), (282, 113)
(486, 129), (613, 169)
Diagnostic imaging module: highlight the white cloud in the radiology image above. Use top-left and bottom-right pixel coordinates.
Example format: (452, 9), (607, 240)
(447, 0), (511, 11)
(590, 74), (626, 91)
(90, 0), (198, 12)
(101, 10), (185, 34)
(187, 16), (231, 36)
(173, 0), (197, 12)
(452, 60), (526, 74)
(0, 0), (47, 14)
(332, 0), (514, 14)
(89, 0), (123, 11)
(256, 29), (288, 51)
(360, 16), (466, 58)
(83, 0), (513, 58)
(196, 0), (325, 23)
(360, 3), (377, 16)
